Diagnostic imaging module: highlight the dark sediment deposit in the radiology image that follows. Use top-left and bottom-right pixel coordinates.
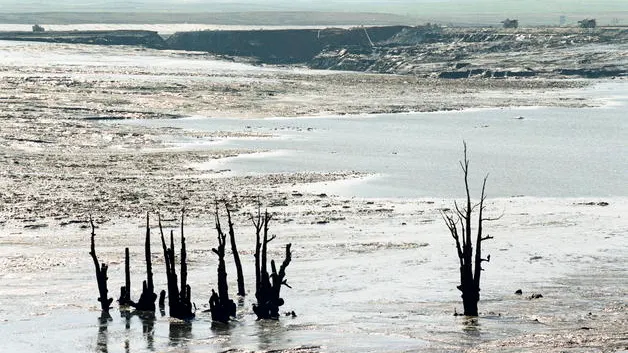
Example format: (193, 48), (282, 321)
(165, 26), (408, 63)
(0, 30), (167, 48)
(0, 25), (626, 78)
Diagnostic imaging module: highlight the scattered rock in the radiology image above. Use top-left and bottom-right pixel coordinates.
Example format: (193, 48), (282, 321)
(527, 293), (543, 300)
(515, 289), (523, 295)
(24, 223), (48, 229)
(575, 201), (610, 207)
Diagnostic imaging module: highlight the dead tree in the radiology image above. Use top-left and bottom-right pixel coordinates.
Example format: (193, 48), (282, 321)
(159, 213), (194, 320)
(89, 218), (113, 314)
(118, 247), (132, 307)
(209, 205), (237, 323)
(251, 207), (293, 319)
(225, 206), (246, 296)
(133, 213), (158, 311)
(441, 143), (495, 317)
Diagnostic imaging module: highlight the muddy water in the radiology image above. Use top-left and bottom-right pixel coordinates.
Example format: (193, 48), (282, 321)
(0, 196), (626, 353)
(125, 83), (628, 198)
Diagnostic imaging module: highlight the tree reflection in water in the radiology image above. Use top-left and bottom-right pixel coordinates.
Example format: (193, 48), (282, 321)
(169, 319), (193, 350)
(138, 311), (156, 351)
(462, 317), (481, 337)
(96, 312), (112, 353)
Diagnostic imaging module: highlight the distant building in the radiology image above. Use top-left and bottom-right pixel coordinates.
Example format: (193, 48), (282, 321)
(578, 19), (596, 28)
(501, 19), (519, 29)
(32, 24), (45, 32)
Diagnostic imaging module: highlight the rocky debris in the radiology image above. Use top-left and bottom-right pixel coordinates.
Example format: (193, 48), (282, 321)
(575, 201), (610, 207)
(310, 27), (628, 79)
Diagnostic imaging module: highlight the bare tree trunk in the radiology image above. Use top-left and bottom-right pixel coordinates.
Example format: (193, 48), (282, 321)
(209, 206), (236, 323)
(442, 142), (495, 317)
(226, 206), (246, 296)
(89, 217), (113, 314)
(180, 212), (188, 303)
(133, 213), (157, 311)
(118, 247), (132, 307)
(159, 214), (194, 320)
(252, 206), (263, 302)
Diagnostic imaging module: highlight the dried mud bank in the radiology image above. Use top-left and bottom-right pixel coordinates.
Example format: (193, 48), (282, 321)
(0, 41), (599, 226)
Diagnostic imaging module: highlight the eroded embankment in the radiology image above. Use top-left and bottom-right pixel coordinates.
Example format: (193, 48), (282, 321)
(1, 26), (626, 78)
(165, 25), (628, 78)
(0, 29), (167, 48)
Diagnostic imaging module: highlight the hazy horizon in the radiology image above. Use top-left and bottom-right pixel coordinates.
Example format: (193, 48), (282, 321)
(1, 0), (625, 14)
(0, 0), (626, 25)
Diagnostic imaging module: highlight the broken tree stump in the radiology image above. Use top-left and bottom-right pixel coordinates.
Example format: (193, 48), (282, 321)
(132, 213), (158, 312)
(118, 247), (132, 307)
(251, 208), (293, 320)
(89, 217), (113, 314)
(209, 205), (237, 323)
(225, 205), (246, 297)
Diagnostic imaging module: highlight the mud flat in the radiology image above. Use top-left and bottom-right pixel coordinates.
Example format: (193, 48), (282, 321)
(0, 38), (626, 352)
(0, 40), (602, 225)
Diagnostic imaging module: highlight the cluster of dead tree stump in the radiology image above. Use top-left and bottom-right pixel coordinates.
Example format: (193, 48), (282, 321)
(91, 144), (497, 321)
(89, 204), (292, 324)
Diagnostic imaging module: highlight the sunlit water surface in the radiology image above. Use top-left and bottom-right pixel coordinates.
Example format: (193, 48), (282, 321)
(125, 82), (628, 198)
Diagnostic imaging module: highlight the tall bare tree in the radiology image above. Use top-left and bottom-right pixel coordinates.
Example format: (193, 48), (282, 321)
(442, 143), (495, 316)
